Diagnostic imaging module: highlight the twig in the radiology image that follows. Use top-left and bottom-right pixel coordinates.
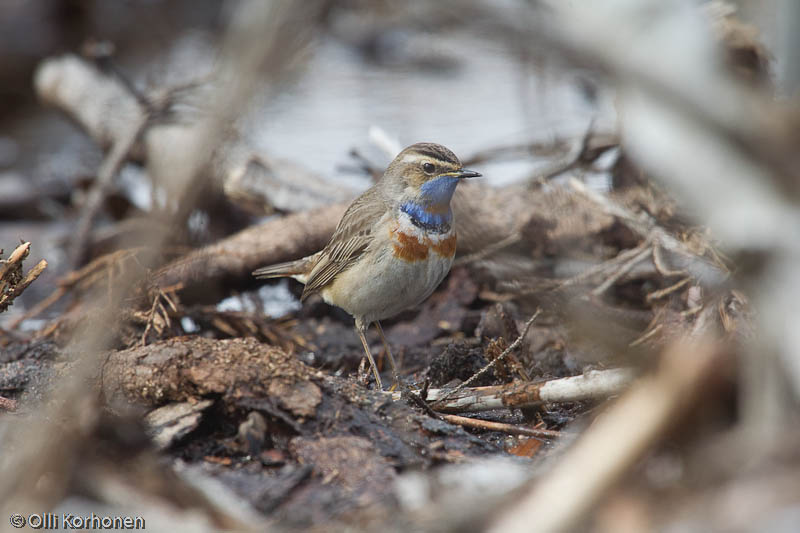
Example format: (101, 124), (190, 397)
(559, 240), (651, 290)
(533, 119), (596, 184)
(0, 242), (30, 281)
(453, 231), (522, 266)
(395, 367), (635, 413)
(9, 248), (146, 330)
(591, 243), (652, 296)
(11, 260), (48, 297)
(569, 178), (727, 287)
(140, 293), (162, 346)
(346, 148), (382, 181)
(463, 140), (571, 166)
(652, 244), (688, 277)
(71, 112), (149, 267)
(440, 414), (561, 439)
(7, 287), (66, 330)
(1, 243), (47, 313)
(646, 276), (692, 303)
(629, 323), (662, 348)
(431, 309), (541, 408)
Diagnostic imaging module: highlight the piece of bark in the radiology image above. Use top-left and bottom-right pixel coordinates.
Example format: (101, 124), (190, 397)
(0, 395), (17, 411)
(144, 399), (215, 450)
(290, 436), (395, 498)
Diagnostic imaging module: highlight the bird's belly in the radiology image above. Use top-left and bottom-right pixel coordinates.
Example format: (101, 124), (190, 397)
(321, 229), (455, 323)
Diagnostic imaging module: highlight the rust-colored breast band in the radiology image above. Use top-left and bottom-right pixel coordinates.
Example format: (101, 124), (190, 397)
(431, 234), (456, 258)
(392, 231), (430, 262)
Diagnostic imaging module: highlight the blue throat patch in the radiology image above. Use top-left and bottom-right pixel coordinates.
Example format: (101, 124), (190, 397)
(420, 176), (459, 205)
(401, 202), (452, 233)
(401, 176), (460, 232)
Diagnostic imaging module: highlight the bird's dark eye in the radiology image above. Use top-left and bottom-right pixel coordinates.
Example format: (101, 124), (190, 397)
(422, 162), (435, 174)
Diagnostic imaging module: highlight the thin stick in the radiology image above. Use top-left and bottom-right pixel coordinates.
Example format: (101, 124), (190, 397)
(652, 244), (687, 277)
(403, 368), (635, 413)
(629, 324), (663, 348)
(559, 240), (651, 289)
(454, 231), (522, 266)
(533, 118), (596, 184)
(431, 309), (541, 408)
(13, 260), (48, 296)
(646, 276), (692, 302)
(440, 414), (561, 439)
(140, 293), (161, 346)
(569, 178), (727, 286)
(0, 242), (31, 281)
(591, 245), (652, 296)
(71, 112), (149, 266)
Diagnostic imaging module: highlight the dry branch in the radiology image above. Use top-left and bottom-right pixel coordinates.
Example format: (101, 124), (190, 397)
(70, 105), (149, 266)
(391, 368), (636, 413)
(569, 178), (728, 287)
(35, 54), (352, 215)
(153, 203), (347, 290)
(0, 242), (47, 313)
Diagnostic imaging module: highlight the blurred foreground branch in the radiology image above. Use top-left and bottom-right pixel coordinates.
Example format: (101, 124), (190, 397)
(2, 1), (327, 527)
(490, 336), (723, 533)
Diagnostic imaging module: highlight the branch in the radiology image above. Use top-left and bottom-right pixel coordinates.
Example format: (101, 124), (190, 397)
(569, 178), (728, 287)
(0, 243), (48, 313)
(390, 368), (636, 413)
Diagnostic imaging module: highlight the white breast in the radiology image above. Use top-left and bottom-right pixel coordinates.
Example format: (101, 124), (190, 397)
(320, 212), (456, 324)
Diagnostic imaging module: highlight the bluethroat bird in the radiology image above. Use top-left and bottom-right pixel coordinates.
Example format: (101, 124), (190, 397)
(253, 143), (480, 390)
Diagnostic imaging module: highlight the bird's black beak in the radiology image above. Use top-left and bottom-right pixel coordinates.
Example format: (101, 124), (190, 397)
(453, 168), (481, 179)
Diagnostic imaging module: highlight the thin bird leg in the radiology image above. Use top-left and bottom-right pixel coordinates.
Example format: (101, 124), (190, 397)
(355, 320), (383, 390)
(375, 321), (401, 389)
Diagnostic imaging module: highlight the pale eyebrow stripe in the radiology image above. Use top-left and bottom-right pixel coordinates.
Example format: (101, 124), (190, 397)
(400, 153), (423, 164)
(400, 152), (457, 166)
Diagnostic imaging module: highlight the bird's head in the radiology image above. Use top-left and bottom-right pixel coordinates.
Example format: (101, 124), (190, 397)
(383, 142), (481, 212)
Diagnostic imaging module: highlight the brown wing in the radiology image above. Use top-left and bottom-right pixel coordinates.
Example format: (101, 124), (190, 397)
(301, 185), (387, 300)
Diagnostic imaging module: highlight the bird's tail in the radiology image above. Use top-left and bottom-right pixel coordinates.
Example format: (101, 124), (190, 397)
(252, 255), (315, 282)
